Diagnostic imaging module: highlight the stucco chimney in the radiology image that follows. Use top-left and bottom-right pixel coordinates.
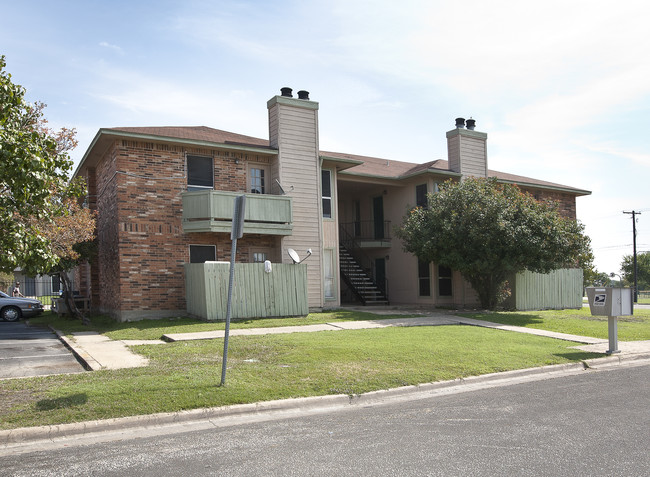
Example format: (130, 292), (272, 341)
(447, 118), (487, 178)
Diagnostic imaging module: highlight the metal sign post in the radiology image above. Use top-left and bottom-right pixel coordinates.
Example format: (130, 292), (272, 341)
(221, 195), (245, 386)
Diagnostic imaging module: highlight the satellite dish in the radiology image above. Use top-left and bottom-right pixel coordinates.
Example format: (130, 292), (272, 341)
(287, 248), (300, 264)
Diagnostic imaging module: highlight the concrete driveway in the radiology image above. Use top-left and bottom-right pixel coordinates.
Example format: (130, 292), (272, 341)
(0, 321), (86, 379)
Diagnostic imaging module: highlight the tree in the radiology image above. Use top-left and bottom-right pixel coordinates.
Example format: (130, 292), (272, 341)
(621, 251), (650, 291)
(586, 271), (612, 287)
(0, 55), (84, 273)
(1, 56), (95, 322)
(396, 177), (592, 309)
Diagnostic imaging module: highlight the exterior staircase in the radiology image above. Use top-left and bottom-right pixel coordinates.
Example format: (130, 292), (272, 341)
(339, 245), (389, 305)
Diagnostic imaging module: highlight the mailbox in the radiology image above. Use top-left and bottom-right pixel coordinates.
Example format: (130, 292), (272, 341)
(585, 287), (634, 354)
(585, 287), (633, 317)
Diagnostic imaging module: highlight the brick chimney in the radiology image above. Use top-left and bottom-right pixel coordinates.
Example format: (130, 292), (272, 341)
(446, 118), (488, 179)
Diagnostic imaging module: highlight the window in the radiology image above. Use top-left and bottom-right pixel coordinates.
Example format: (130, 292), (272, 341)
(416, 184), (428, 208)
(187, 155), (213, 191)
(250, 167), (266, 194)
(322, 170), (332, 218)
(323, 249), (335, 299)
(189, 245), (216, 263)
(438, 265), (452, 297)
(252, 252), (267, 263)
(418, 261), (431, 297)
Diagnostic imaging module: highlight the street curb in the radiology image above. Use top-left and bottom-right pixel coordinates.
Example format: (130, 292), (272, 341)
(49, 327), (98, 371)
(2, 352), (649, 449)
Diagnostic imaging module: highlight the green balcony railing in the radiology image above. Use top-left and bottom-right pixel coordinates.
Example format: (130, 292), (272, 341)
(182, 190), (293, 235)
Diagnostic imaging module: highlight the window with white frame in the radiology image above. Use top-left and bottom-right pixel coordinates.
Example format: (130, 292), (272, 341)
(189, 245), (216, 263)
(322, 169), (332, 218)
(252, 251), (268, 263)
(187, 155), (213, 191)
(323, 249), (335, 299)
(249, 165), (268, 194)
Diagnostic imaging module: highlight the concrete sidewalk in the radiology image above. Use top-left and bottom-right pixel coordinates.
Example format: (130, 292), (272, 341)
(54, 330), (153, 371)
(56, 312), (650, 371)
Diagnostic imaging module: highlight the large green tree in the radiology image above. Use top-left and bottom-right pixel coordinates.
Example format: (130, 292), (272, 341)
(1, 55), (87, 274)
(1, 56), (95, 323)
(397, 177), (592, 309)
(621, 251), (650, 291)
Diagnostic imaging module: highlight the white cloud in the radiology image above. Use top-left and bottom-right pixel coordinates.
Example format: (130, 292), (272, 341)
(99, 41), (124, 54)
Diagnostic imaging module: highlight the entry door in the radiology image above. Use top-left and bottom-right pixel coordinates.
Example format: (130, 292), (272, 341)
(375, 258), (386, 293)
(373, 196), (384, 239)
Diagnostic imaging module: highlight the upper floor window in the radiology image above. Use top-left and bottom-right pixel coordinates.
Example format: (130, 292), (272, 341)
(416, 184), (428, 208)
(187, 155), (213, 191)
(250, 167), (266, 194)
(322, 170), (332, 218)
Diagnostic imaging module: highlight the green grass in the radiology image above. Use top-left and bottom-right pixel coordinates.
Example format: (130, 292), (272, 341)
(0, 325), (602, 430)
(459, 307), (650, 341)
(27, 310), (422, 341)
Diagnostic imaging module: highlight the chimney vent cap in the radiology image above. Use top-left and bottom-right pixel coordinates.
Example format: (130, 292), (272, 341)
(466, 118), (476, 130)
(297, 90), (310, 100)
(455, 117), (466, 129)
(280, 87), (293, 97)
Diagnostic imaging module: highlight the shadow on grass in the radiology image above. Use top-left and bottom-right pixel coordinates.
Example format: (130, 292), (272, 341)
(36, 393), (88, 411)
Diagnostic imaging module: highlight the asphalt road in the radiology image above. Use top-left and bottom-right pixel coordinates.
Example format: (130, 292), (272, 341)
(0, 321), (85, 379)
(4, 363), (648, 476)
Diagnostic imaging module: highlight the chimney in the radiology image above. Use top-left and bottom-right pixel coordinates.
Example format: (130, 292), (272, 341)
(447, 117), (487, 179)
(267, 88), (322, 308)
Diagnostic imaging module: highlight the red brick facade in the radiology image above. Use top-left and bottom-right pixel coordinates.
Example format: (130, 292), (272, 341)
(521, 187), (577, 219)
(83, 138), (278, 320)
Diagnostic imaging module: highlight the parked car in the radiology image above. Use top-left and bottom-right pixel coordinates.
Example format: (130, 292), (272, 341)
(0, 291), (44, 321)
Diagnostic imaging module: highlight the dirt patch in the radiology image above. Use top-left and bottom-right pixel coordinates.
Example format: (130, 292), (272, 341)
(0, 386), (38, 420)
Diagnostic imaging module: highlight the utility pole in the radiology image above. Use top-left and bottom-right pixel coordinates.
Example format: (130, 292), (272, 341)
(623, 210), (640, 303)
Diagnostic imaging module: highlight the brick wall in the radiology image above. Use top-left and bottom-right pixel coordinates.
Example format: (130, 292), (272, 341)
(521, 187), (577, 219)
(90, 138), (278, 320)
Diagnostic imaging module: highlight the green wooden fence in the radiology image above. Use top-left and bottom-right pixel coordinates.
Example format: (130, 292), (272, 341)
(185, 262), (309, 321)
(513, 268), (583, 311)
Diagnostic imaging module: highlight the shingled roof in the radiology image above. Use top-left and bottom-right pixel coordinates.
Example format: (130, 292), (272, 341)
(107, 126), (272, 149)
(91, 126), (589, 196)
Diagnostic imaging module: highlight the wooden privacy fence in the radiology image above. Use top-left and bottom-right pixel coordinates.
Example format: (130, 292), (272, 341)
(185, 262), (309, 321)
(513, 268), (583, 311)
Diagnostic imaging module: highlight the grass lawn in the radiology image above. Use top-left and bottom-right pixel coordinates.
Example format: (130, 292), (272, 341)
(459, 307), (650, 341)
(0, 324), (603, 430)
(27, 309), (422, 341)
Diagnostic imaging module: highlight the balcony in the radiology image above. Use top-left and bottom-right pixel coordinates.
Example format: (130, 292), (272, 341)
(339, 221), (391, 249)
(182, 190), (293, 235)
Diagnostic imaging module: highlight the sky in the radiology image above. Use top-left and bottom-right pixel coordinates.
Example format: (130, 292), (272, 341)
(2, 0), (648, 276)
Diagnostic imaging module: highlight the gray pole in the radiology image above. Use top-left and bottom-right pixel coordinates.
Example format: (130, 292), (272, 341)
(221, 195), (246, 386)
(220, 236), (237, 386)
